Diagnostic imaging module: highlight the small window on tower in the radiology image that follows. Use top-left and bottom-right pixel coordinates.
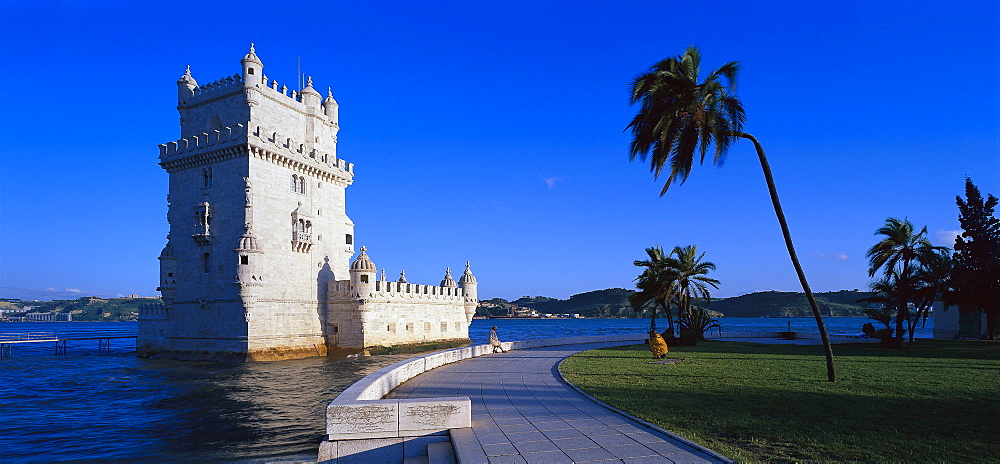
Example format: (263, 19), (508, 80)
(346, 234), (353, 245)
(202, 253), (211, 274)
(360, 275), (369, 283)
(248, 68), (255, 75)
(202, 167), (213, 188)
(290, 175), (305, 194)
(240, 255), (249, 265)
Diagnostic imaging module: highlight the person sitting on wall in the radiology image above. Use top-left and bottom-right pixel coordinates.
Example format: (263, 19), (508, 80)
(648, 330), (668, 358)
(489, 326), (506, 353)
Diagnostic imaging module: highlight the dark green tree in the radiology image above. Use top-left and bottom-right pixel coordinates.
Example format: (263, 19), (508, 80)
(952, 178), (1000, 339)
(626, 46), (836, 381)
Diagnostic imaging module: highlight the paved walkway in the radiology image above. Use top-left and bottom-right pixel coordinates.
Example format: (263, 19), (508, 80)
(387, 342), (729, 464)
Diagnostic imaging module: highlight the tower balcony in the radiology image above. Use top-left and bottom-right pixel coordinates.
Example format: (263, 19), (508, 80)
(292, 232), (313, 253)
(191, 233), (213, 246)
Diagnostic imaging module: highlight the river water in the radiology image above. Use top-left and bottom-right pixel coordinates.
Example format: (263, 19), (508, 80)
(0, 317), (932, 462)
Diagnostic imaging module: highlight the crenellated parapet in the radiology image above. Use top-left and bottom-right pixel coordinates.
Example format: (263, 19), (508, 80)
(179, 74), (245, 106)
(246, 125), (351, 172)
(328, 279), (466, 302)
(177, 70), (319, 114)
(138, 303), (169, 321)
(157, 123), (354, 184)
(159, 123), (248, 159)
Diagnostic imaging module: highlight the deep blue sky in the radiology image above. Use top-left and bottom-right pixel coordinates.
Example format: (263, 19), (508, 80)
(1, 1), (996, 301)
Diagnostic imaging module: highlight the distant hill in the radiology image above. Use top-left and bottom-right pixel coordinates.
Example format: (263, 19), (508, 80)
(514, 288), (635, 317)
(15, 297), (159, 321)
(484, 288), (874, 318)
(708, 290), (875, 317)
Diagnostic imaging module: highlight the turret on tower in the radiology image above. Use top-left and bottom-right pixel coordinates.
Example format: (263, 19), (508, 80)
(299, 76), (322, 108)
(349, 246), (377, 298)
(241, 43), (264, 87)
(177, 65), (198, 103)
(324, 87), (339, 125)
(441, 268), (457, 287)
(458, 262), (478, 323)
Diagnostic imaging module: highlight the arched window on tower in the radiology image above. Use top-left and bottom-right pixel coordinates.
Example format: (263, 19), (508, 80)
(291, 174), (306, 194)
(202, 252), (211, 274)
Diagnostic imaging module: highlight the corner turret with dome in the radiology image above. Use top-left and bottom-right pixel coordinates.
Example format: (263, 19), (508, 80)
(139, 43), (480, 360)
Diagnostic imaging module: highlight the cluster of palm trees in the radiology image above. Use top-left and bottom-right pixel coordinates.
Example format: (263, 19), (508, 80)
(630, 245), (719, 344)
(865, 177), (1000, 346)
(864, 218), (950, 348)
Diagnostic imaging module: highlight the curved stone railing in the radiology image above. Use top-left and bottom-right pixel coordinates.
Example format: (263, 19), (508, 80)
(319, 333), (647, 461)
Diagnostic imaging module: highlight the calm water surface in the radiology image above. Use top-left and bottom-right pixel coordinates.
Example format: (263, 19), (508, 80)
(0, 317), (931, 462)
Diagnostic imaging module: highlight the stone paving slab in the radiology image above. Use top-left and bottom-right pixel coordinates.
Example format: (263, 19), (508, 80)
(386, 342), (731, 464)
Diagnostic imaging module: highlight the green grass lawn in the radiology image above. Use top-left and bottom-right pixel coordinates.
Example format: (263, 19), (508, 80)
(561, 340), (1000, 462)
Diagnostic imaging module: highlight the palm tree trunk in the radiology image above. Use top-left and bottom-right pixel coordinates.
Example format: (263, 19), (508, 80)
(649, 304), (657, 332)
(663, 301), (674, 338)
(733, 131), (837, 382)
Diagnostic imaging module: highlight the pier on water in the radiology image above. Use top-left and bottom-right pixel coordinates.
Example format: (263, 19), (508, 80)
(0, 329), (137, 357)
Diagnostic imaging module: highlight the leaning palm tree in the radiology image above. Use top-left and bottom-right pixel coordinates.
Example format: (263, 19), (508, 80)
(866, 217), (946, 347)
(626, 46), (837, 381)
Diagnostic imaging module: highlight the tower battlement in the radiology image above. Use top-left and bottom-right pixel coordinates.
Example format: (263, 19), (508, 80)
(158, 123), (247, 158)
(179, 69), (339, 121)
(329, 280), (466, 301)
(178, 73), (244, 106)
(157, 123), (354, 182)
(138, 303), (169, 321)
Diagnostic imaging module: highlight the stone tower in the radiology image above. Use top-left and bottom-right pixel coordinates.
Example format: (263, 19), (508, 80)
(139, 44), (355, 360)
(139, 44), (479, 360)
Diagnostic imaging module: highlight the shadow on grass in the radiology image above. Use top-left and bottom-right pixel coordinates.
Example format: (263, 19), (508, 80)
(574, 377), (998, 462)
(595, 339), (1000, 362)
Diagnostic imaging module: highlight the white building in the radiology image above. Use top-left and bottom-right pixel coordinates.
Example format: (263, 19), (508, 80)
(138, 45), (477, 360)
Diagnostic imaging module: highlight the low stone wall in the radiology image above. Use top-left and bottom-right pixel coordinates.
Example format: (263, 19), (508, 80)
(706, 331), (786, 339)
(319, 333), (647, 462)
(705, 331), (880, 344)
